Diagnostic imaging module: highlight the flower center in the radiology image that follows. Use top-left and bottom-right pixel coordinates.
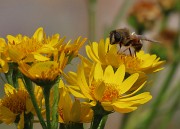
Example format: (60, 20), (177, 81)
(1, 90), (29, 114)
(117, 54), (142, 72)
(101, 83), (120, 102)
(90, 81), (120, 102)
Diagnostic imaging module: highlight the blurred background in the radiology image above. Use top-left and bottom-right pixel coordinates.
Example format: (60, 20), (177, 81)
(0, 0), (179, 129)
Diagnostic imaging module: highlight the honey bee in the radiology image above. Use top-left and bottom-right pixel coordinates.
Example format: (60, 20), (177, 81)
(109, 28), (159, 56)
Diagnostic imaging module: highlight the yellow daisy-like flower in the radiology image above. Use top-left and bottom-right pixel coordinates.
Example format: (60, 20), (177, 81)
(0, 79), (33, 129)
(68, 63), (152, 113)
(85, 38), (165, 74)
(0, 58), (9, 73)
(0, 38), (9, 73)
(7, 27), (65, 62)
(18, 51), (68, 87)
(58, 80), (93, 123)
(59, 37), (87, 57)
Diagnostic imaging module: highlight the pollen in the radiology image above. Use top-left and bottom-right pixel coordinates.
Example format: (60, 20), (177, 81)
(117, 54), (142, 71)
(1, 90), (29, 114)
(101, 83), (120, 102)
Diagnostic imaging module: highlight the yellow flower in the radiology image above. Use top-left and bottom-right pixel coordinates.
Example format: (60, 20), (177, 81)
(0, 58), (9, 73)
(58, 80), (93, 123)
(68, 63), (152, 113)
(59, 37), (87, 58)
(0, 79), (33, 129)
(157, 0), (176, 11)
(128, 1), (162, 29)
(85, 38), (165, 74)
(18, 52), (68, 87)
(0, 38), (9, 73)
(7, 27), (65, 62)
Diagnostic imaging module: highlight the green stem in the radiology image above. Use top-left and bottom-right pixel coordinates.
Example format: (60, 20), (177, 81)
(159, 81), (180, 129)
(90, 102), (111, 129)
(5, 63), (14, 86)
(139, 60), (179, 129)
(137, 12), (180, 129)
(99, 115), (108, 129)
(23, 76), (47, 129)
(24, 113), (34, 129)
(88, 0), (97, 41)
(91, 114), (104, 129)
(51, 78), (60, 129)
(43, 87), (51, 129)
(28, 93), (47, 129)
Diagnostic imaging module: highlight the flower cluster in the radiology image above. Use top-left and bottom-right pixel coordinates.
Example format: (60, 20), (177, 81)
(0, 27), (165, 129)
(127, 1), (162, 31)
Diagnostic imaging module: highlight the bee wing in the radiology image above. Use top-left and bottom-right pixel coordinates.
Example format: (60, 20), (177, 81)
(137, 35), (160, 43)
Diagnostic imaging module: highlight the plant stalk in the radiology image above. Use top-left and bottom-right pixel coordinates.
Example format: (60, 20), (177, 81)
(43, 87), (51, 129)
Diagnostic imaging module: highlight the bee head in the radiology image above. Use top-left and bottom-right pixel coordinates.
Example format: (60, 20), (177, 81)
(109, 30), (123, 45)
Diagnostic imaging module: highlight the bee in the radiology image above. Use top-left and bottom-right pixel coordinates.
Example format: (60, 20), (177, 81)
(109, 28), (159, 56)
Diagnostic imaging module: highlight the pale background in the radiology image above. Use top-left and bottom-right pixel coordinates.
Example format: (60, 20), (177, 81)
(0, 0), (179, 129)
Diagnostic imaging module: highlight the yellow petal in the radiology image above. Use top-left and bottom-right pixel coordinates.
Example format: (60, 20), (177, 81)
(86, 45), (100, 63)
(98, 39), (106, 61)
(58, 115), (64, 123)
(37, 45), (55, 53)
(8, 48), (24, 61)
(80, 104), (93, 123)
(33, 53), (50, 61)
(33, 27), (43, 42)
(94, 63), (103, 81)
(4, 84), (16, 95)
(113, 64), (125, 85)
(68, 86), (87, 99)
(0, 38), (6, 51)
(91, 42), (99, 57)
(101, 102), (114, 111)
(122, 81), (147, 98)
(17, 113), (24, 129)
(26, 98), (34, 114)
(70, 100), (81, 122)
(119, 92), (152, 105)
(0, 59), (9, 73)
(77, 64), (93, 100)
(59, 90), (72, 123)
(0, 106), (16, 124)
(7, 35), (20, 44)
(103, 65), (114, 84)
(94, 82), (106, 101)
(49, 34), (60, 46)
(18, 79), (26, 90)
(105, 38), (110, 53)
(64, 72), (78, 85)
(119, 73), (139, 94)
(112, 103), (137, 113)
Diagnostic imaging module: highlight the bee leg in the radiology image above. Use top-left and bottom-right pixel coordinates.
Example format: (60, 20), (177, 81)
(122, 46), (129, 52)
(117, 43), (122, 54)
(119, 43), (122, 48)
(129, 48), (132, 56)
(134, 51), (137, 57)
(122, 46), (131, 55)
